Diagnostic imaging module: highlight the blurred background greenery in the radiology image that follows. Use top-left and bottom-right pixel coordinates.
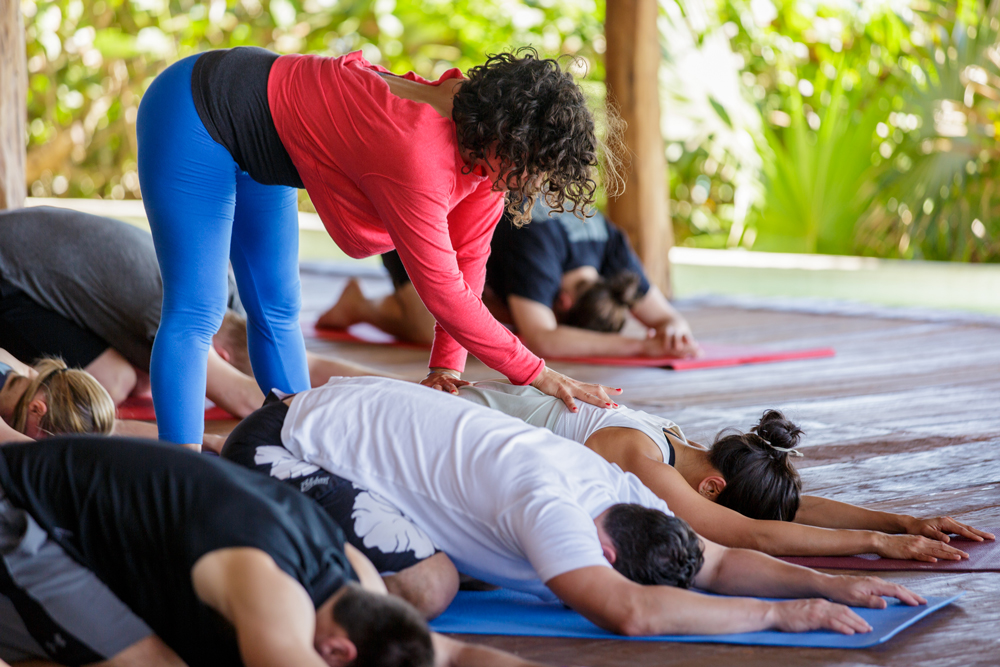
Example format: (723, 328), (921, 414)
(21, 0), (1000, 263)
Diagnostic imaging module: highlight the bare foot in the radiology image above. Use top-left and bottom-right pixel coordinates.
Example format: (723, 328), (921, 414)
(317, 279), (368, 330)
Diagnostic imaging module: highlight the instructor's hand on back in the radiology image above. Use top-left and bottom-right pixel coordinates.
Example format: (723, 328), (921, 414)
(529, 365), (622, 413)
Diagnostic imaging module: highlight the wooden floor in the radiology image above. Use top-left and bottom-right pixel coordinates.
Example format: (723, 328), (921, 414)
(296, 269), (1000, 667)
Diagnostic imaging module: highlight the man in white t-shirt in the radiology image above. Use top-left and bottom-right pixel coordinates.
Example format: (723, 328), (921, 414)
(224, 377), (925, 637)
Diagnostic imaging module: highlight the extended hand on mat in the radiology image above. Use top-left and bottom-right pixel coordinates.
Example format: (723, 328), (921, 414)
(453, 381), (994, 561)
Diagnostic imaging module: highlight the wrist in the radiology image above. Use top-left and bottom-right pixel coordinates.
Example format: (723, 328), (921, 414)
(867, 530), (887, 555)
(428, 367), (461, 379)
(761, 600), (781, 630)
(894, 514), (917, 534)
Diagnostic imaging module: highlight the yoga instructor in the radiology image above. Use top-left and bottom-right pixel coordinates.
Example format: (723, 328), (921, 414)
(137, 45), (619, 446)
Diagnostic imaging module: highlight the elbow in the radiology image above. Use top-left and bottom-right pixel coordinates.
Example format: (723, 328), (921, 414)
(606, 604), (651, 637)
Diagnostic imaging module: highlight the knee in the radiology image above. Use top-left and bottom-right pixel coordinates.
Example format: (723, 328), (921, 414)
(383, 553), (459, 620)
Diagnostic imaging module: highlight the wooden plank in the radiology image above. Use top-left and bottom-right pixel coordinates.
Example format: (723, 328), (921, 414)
(0, 0), (26, 210)
(604, 0), (673, 294)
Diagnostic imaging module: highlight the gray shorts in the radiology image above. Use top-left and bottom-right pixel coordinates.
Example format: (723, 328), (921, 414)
(0, 493), (153, 665)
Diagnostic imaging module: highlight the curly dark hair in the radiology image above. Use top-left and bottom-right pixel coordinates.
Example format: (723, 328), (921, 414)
(603, 504), (704, 588)
(452, 48), (599, 224)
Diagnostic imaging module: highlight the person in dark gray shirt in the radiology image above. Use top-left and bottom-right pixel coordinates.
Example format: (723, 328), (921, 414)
(0, 207), (391, 434)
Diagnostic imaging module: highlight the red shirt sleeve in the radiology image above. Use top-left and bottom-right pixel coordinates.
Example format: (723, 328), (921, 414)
(359, 174), (545, 385)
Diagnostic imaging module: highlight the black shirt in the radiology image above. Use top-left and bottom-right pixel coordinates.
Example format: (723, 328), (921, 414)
(0, 438), (354, 667)
(190, 47), (304, 188)
(485, 205), (651, 307)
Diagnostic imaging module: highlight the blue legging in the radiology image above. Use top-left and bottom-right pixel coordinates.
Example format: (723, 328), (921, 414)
(137, 54), (310, 444)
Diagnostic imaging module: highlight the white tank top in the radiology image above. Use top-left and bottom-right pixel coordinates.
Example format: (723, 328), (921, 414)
(458, 381), (686, 465)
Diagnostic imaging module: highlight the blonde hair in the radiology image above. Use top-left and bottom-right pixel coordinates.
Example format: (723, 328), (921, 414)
(11, 358), (115, 437)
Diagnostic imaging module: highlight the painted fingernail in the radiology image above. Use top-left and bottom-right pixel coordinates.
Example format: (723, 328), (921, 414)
(606, 402), (612, 407)
(613, 403), (619, 408)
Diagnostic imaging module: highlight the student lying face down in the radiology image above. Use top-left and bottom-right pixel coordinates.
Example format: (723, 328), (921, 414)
(0, 437), (545, 667)
(455, 381), (994, 562)
(0, 348), (114, 443)
(222, 376), (926, 638)
(0, 206), (391, 431)
(320, 204), (699, 359)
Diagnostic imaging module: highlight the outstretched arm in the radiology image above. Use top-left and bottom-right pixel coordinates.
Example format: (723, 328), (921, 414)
(431, 635), (548, 667)
(545, 540), (923, 638)
(508, 296), (683, 359)
(616, 444), (972, 561)
(0, 419), (32, 443)
(795, 495), (995, 542)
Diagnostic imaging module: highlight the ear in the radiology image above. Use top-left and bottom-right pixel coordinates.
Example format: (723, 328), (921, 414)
(317, 636), (357, 667)
(600, 541), (617, 565)
(555, 290), (574, 313)
(697, 475), (726, 501)
(24, 394), (49, 439)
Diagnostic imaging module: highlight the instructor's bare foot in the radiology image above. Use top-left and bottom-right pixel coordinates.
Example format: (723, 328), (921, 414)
(317, 279), (368, 330)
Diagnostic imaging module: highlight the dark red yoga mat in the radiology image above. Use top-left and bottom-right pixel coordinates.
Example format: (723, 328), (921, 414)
(116, 396), (234, 421)
(780, 532), (1000, 572)
(307, 323), (836, 370)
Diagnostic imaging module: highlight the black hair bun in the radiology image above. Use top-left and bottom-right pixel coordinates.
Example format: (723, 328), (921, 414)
(752, 410), (803, 459)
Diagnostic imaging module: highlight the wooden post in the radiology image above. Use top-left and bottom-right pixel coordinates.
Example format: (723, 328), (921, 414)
(604, 0), (673, 295)
(0, 0), (27, 210)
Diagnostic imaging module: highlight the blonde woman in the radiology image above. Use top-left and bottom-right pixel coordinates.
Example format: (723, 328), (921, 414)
(0, 349), (115, 443)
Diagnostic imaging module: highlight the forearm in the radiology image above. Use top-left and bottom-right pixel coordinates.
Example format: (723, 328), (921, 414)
(0, 420), (31, 443)
(112, 419), (160, 439)
(623, 586), (775, 636)
(630, 286), (681, 329)
(305, 352), (403, 385)
(205, 349), (265, 418)
(704, 546), (835, 600)
(523, 326), (646, 358)
(795, 495), (910, 533)
(750, 521), (882, 557)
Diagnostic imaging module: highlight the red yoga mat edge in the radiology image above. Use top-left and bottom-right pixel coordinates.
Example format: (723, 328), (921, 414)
(307, 323), (836, 370)
(116, 397), (235, 422)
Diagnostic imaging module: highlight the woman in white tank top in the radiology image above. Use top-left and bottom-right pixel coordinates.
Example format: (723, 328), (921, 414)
(458, 381), (994, 562)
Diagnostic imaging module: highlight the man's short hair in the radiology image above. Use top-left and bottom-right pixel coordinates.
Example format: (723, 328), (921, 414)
(603, 504), (704, 588)
(332, 584), (434, 667)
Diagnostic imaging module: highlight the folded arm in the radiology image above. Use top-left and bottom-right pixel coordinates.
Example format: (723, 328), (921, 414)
(191, 548), (328, 667)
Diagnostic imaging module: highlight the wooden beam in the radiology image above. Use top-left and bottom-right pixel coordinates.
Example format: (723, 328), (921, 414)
(0, 0), (26, 210)
(604, 0), (673, 295)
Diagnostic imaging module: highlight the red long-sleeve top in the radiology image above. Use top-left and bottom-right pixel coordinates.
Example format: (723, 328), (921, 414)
(268, 51), (544, 385)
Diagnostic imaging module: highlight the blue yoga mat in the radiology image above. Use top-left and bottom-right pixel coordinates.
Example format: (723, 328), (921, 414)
(430, 589), (962, 649)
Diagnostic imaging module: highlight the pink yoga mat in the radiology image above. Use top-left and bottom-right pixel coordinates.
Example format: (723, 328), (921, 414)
(307, 323), (836, 370)
(780, 532), (1000, 572)
(116, 396), (234, 422)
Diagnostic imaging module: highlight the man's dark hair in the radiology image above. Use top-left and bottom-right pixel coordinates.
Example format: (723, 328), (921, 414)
(332, 584), (434, 667)
(452, 48), (599, 225)
(559, 271), (642, 332)
(603, 504), (703, 588)
(709, 410), (803, 521)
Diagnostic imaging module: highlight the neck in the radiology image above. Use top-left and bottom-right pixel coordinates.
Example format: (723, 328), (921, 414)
(671, 442), (716, 490)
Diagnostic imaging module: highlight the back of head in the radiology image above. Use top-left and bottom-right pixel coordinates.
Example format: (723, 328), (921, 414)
(708, 410), (803, 521)
(560, 271), (641, 332)
(603, 504), (703, 588)
(332, 584), (434, 667)
(11, 358), (115, 436)
(452, 48), (599, 225)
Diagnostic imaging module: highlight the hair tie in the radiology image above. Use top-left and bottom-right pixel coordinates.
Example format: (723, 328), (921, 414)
(758, 435), (803, 457)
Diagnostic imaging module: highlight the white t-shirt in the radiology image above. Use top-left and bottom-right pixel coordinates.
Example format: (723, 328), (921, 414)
(458, 381), (687, 465)
(280, 377), (672, 600)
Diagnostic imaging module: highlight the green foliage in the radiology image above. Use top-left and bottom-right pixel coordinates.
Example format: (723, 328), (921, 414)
(22, 0), (1000, 262)
(23, 0), (605, 201)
